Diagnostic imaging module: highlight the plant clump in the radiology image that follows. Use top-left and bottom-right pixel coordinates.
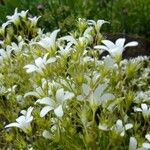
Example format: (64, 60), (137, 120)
(0, 9), (150, 150)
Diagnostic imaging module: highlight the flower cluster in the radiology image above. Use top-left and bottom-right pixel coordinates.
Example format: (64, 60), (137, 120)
(0, 9), (149, 149)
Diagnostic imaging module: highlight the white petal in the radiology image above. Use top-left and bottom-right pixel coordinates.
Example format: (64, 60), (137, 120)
(35, 57), (45, 68)
(77, 95), (84, 101)
(36, 97), (54, 106)
(94, 45), (109, 51)
(46, 57), (56, 64)
(5, 123), (20, 128)
(87, 20), (96, 26)
(124, 41), (138, 48)
(145, 134), (150, 142)
(82, 84), (91, 96)
(64, 91), (74, 101)
(24, 91), (40, 98)
(93, 83), (108, 102)
(125, 123), (133, 130)
(40, 106), (53, 117)
(98, 124), (109, 131)
(42, 130), (51, 139)
(134, 107), (142, 112)
(143, 143), (150, 149)
(24, 65), (37, 73)
(115, 38), (125, 48)
(16, 116), (26, 124)
(50, 29), (60, 44)
(38, 37), (51, 49)
(26, 116), (33, 123)
(129, 137), (137, 150)
(110, 47), (123, 57)
(116, 120), (123, 127)
(97, 20), (109, 26)
(56, 88), (64, 102)
(141, 103), (148, 111)
(54, 105), (64, 117)
(99, 93), (115, 104)
(59, 36), (77, 44)
(26, 107), (34, 119)
(120, 131), (125, 136)
(83, 27), (93, 36)
(101, 40), (115, 49)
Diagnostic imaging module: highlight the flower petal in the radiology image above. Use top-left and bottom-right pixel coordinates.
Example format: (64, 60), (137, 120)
(94, 45), (109, 51)
(50, 29), (60, 44)
(42, 130), (51, 139)
(40, 106), (53, 117)
(124, 41), (138, 48)
(56, 88), (64, 102)
(115, 38), (125, 48)
(24, 65), (37, 73)
(5, 123), (20, 128)
(46, 57), (56, 64)
(125, 123), (133, 130)
(26, 107), (34, 119)
(93, 83), (108, 102)
(146, 134), (150, 142)
(54, 105), (64, 117)
(82, 84), (91, 96)
(101, 40), (115, 49)
(129, 137), (137, 150)
(141, 103), (148, 111)
(36, 97), (54, 106)
(35, 57), (45, 68)
(24, 91), (40, 98)
(143, 143), (150, 149)
(64, 91), (74, 101)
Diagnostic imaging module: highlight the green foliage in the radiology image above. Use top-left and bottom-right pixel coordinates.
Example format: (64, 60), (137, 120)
(0, 9), (150, 149)
(0, 0), (150, 37)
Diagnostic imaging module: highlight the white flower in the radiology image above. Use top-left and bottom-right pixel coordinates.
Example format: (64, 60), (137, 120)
(19, 10), (29, 18)
(129, 137), (137, 150)
(24, 86), (45, 98)
(94, 38), (138, 57)
(134, 103), (150, 119)
(87, 19), (109, 32)
(98, 123), (109, 131)
(5, 107), (34, 134)
(6, 8), (28, 25)
(24, 53), (56, 74)
(36, 88), (74, 117)
(77, 82), (115, 107)
(59, 34), (90, 47)
(58, 42), (73, 55)
(37, 29), (60, 50)
(42, 130), (51, 139)
(1, 21), (11, 31)
(111, 119), (133, 136)
(6, 8), (20, 23)
(0, 48), (12, 61)
(143, 134), (150, 149)
(29, 16), (41, 26)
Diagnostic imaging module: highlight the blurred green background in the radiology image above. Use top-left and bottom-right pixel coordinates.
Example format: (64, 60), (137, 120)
(0, 0), (150, 38)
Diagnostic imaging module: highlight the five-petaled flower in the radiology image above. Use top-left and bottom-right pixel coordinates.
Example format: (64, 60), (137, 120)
(36, 88), (74, 118)
(5, 107), (34, 134)
(143, 134), (150, 149)
(37, 29), (60, 50)
(94, 38), (138, 57)
(87, 19), (109, 32)
(111, 119), (133, 136)
(134, 103), (150, 120)
(24, 53), (56, 74)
